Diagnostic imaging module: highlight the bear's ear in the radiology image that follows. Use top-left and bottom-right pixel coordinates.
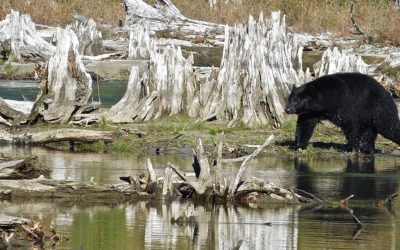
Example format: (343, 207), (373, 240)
(290, 84), (297, 92)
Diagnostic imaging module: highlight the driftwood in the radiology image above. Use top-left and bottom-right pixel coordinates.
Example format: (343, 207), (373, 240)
(315, 47), (368, 77)
(31, 27), (92, 124)
(0, 129), (117, 145)
(0, 178), (139, 202)
(0, 10), (55, 61)
(126, 135), (312, 203)
(124, 0), (225, 39)
(0, 156), (50, 179)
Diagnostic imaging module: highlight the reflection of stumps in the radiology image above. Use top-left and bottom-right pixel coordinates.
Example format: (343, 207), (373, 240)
(33, 27), (92, 124)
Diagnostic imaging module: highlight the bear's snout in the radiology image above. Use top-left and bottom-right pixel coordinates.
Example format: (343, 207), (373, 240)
(285, 106), (296, 114)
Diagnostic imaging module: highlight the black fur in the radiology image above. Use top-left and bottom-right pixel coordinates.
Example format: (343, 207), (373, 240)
(285, 72), (400, 154)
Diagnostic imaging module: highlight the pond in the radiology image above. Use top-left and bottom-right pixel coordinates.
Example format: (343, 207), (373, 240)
(1, 145), (400, 249)
(0, 80), (127, 107)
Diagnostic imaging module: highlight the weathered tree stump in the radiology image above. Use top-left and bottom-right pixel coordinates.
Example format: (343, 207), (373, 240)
(71, 17), (105, 56)
(0, 10), (55, 61)
(315, 47), (368, 77)
(194, 12), (305, 127)
(128, 20), (156, 59)
(31, 27), (92, 124)
(108, 45), (199, 123)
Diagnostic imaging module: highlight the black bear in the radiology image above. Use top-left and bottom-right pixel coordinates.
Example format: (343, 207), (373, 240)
(285, 72), (400, 154)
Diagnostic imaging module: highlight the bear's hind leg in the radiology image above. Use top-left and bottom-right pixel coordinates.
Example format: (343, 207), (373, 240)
(294, 114), (319, 149)
(342, 123), (361, 152)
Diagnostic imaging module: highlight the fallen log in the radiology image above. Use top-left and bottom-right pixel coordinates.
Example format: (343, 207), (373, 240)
(0, 156), (50, 179)
(0, 129), (117, 145)
(0, 178), (139, 202)
(125, 0), (225, 40)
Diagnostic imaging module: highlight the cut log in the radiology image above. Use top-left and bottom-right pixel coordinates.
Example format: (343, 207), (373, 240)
(315, 47), (368, 77)
(124, 0), (225, 39)
(0, 129), (117, 145)
(32, 27), (92, 124)
(195, 12), (305, 127)
(0, 10), (55, 61)
(71, 18), (105, 56)
(0, 156), (50, 179)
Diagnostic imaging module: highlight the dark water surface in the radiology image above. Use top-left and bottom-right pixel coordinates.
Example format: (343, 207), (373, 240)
(1, 145), (400, 249)
(0, 80), (127, 107)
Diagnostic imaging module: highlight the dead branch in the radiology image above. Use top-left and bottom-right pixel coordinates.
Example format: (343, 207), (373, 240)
(229, 135), (274, 195)
(349, 0), (372, 42)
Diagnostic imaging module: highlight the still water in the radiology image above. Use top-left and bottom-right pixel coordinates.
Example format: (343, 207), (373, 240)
(1, 145), (400, 249)
(0, 80), (127, 107)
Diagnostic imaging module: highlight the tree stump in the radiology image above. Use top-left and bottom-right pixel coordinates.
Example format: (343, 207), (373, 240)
(33, 27), (92, 123)
(195, 12), (305, 127)
(315, 47), (368, 77)
(71, 18), (105, 56)
(0, 10), (55, 61)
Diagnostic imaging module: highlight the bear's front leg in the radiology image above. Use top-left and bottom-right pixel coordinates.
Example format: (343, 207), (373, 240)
(294, 114), (319, 150)
(359, 128), (377, 154)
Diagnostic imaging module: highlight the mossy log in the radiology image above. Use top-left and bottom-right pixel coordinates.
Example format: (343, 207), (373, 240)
(0, 10), (55, 61)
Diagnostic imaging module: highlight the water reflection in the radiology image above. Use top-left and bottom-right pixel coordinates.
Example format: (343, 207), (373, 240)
(294, 156), (399, 200)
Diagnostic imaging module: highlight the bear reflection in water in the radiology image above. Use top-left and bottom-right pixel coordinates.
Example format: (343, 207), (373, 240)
(294, 156), (398, 200)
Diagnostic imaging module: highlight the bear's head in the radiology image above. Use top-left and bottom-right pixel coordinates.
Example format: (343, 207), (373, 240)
(285, 84), (324, 115)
